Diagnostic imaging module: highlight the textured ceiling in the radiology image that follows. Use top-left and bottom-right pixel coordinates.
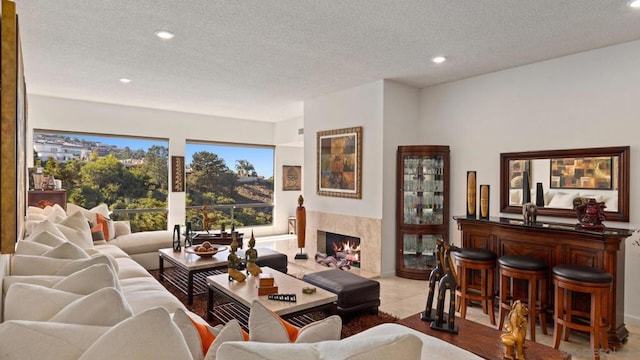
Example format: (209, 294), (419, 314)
(13, 0), (640, 122)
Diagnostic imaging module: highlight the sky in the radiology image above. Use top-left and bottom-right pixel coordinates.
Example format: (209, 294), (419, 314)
(56, 134), (275, 178)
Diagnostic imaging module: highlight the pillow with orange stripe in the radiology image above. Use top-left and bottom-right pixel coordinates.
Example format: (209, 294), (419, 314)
(173, 308), (248, 360)
(248, 300), (342, 343)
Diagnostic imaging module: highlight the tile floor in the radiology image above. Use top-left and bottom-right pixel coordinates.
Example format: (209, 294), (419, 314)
(259, 236), (640, 360)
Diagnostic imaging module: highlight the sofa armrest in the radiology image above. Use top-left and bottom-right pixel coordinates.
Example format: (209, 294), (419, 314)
(114, 221), (131, 237)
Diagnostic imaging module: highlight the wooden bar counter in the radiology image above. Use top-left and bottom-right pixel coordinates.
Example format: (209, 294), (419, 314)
(453, 216), (633, 348)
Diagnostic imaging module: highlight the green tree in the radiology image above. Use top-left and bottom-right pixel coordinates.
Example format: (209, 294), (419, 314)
(187, 151), (237, 204)
(235, 159), (257, 177)
(141, 145), (168, 190)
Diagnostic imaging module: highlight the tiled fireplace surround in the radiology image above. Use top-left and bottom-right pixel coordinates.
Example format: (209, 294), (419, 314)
(306, 211), (382, 275)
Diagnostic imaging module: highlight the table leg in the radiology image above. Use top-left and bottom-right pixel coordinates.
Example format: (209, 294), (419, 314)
(207, 286), (213, 321)
(187, 272), (194, 305)
(159, 256), (164, 281)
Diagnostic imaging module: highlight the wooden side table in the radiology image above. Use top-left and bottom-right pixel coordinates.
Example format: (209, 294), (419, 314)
(28, 190), (67, 209)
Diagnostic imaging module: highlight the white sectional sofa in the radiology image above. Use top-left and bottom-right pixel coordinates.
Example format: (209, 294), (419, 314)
(1, 205), (482, 359)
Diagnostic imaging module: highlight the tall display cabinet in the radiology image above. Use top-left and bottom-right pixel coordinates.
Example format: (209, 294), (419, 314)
(396, 145), (450, 280)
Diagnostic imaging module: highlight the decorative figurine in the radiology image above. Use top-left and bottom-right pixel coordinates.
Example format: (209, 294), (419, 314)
(200, 205), (217, 234)
(185, 221), (192, 248)
(421, 239), (445, 321)
(501, 300), (528, 360)
(430, 243), (459, 334)
(245, 231), (262, 277)
(227, 232), (246, 282)
(575, 198), (606, 230)
(172, 224), (181, 252)
(522, 203), (537, 225)
(295, 195), (309, 259)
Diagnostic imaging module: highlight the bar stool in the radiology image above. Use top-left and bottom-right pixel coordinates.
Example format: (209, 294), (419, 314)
(453, 248), (497, 325)
(552, 264), (612, 360)
(497, 255), (549, 341)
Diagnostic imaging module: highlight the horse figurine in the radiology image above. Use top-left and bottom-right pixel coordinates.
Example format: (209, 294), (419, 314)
(501, 300), (529, 360)
(522, 203), (537, 225)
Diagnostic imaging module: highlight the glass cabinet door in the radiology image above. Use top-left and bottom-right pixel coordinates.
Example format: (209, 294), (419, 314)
(400, 233), (443, 271)
(402, 155), (445, 225)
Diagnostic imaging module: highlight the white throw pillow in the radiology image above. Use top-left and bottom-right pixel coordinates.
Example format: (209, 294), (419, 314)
(11, 253), (117, 276)
(25, 229), (67, 247)
(204, 320), (247, 360)
(215, 333), (423, 360)
(0, 320), (109, 359)
(56, 211), (94, 249)
(248, 300), (342, 343)
(547, 192), (579, 209)
(26, 219), (67, 241)
(79, 307), (193, 360)
(49, 287), (133, 326)
(42, 241), (90, 259)
(67, 202), (110, 225)
(4, 283), (83, 321)
(15, 239), (53, 255)
(43, 203), (67, 219)
(173, 308), (225, 360)
(53, 263), (120, 294)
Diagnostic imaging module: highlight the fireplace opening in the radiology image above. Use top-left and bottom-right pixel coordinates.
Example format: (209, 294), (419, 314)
(323, 232), (361, 268)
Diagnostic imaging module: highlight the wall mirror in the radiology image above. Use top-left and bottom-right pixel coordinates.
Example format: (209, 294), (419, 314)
(500, 146), (630, 222)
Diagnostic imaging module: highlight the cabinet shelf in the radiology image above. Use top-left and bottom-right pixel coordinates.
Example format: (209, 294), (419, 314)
(396, 145), (450, 280)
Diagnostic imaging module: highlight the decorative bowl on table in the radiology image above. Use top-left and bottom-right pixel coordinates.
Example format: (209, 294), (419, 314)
(185, 241), (226, 258)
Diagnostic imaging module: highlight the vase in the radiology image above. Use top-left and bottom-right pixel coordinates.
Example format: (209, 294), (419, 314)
(479, 184), (490, 220)
(172, 224), (181, 251)
(466, 171), (476, 218)
(535, 183), (544, 207)
(522, 171), (531, 204)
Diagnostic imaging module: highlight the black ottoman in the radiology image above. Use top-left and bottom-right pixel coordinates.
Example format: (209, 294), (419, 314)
(303, 269), (380, 317)
(237, 247), (288, 274)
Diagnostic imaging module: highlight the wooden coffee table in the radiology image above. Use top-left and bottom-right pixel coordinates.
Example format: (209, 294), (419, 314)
(206, 266), (338, 330)
(158, 247), (229, 305)
(398, 312), (571, 360)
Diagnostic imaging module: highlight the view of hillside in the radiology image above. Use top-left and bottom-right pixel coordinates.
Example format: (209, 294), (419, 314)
(34, 132), (274, 232)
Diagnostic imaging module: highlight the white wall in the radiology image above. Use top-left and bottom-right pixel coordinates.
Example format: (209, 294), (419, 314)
(274, 145), (304, 234)
(303, 81), (385, 219)
(27, 95), (300, 236)
(303, 80), (421, 275)
(419, 40), (640, 324)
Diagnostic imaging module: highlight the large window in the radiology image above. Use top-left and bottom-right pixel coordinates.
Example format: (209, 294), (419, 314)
(185, 141), (274, 231)
(33, 131), (169, 231)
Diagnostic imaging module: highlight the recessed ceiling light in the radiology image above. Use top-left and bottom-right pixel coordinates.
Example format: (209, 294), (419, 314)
(119, 78), (132, 84)
(154, 30), (175, 40)
(431, 56), (446, 64)
(630, 0), (640, 8)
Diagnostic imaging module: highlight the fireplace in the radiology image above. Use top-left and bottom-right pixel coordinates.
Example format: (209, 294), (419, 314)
(320, 232), (361, 268)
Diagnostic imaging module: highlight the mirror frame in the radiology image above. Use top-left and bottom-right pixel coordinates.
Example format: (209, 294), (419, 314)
(500, 146), (630, 222)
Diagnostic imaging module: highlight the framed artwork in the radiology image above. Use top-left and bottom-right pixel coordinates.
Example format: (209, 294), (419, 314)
(171, 156), (185, 192)
(317, 126), (362, 198)
(508, 159), (530, 189)
(282, 165), (302, 191)
(550, 156), (612, 189)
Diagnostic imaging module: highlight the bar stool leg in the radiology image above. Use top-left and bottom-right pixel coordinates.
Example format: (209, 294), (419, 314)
(459, 267), (468, 319)
(487, 266), (495, 325)
(498, 272), (508, 330)
(553, 281), (564, 349)
(539, 277), (548, 335)
(528, 275), (538, 342)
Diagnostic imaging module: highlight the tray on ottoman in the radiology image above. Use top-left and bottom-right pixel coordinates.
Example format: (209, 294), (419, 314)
(303, 269), (380, 317)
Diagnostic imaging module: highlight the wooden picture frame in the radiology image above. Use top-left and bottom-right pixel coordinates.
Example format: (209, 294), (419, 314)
(317, 126), (362, 199)
(171, 156), (185, 192)
(282, 165), (301, 191)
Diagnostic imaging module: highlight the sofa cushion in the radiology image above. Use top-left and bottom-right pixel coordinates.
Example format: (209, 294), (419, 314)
(204, 320), (247, 360)
(78, 307), (193, 360)
(56, 211), (94, 249)
(11, 253), (118, 276)
(215, 332), (423, 360)
(42, 241), (90, 259)
(173, 308), (224, 360)
(25, 228), (67, 247)
(119, 277), (185, 314)
(92, 243), (132, 259)
(15, 239), (53, 255)
(116, 257), (155, 279)
(108, 230), (172, 255)
(66, 202), (110, 225)
(48, 287), (133, 326)
(0, 320), (109, 359)
(248, 300), (341, 343)
(4, 283), (83, 321)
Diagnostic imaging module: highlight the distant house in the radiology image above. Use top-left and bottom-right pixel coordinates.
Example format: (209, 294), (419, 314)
(33, 139), (91, 162)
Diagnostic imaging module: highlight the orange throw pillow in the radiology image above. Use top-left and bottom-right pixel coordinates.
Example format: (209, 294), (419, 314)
(95, 213), (111, 240)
